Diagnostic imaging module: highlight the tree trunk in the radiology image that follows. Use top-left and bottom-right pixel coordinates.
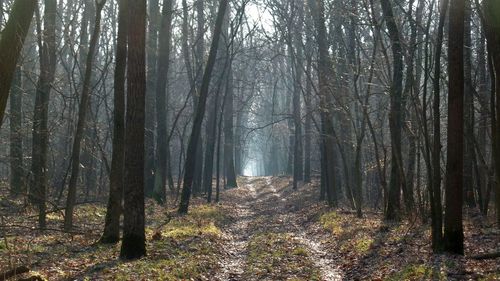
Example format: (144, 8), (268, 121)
(482, 0), (500, 226)
(443, 0), (465, 255)
(379, 0), (405, 221)
(30, 0), (57, 229)
(463, 0), (475, 208)
(100, 0), (128, 244)
(9, 67), (24, 196)
(144, 0), (160, 198)
(430, 0), (448, 253)
(307, 0), (337, 206)
(153, 0), (174, 205)
(120, 0), (147, 260)
(0, 0), (36, 124)
(178, 0), (230, 214)
(64, 0), (106, 231)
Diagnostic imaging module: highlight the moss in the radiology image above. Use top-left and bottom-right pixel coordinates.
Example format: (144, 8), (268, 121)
(0, 240), (6, 252)
(319, 211), (342, 235)
(385, 264), (444, 281)
(292, 246), (309, 257)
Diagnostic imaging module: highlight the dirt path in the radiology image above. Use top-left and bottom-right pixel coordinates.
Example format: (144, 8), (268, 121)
(216, 176), (342, 281)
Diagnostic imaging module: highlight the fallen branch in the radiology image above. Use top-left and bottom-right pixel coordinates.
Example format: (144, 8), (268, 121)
(0, 265), (29, 281)
(470, 252), (500, 260)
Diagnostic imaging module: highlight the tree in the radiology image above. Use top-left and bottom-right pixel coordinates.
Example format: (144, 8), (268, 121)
(379, 0), (405, 221)
(0, 0), (36, 124)
(64, 0), (107, 231)
(120, 0), (147, 260)
(9, 67), (24, 196)
(30, 0), (57, 229)
(178, 0), (230, 214)
(307, 0), (337, 206)
(430, 0), (449, 253)
(443, 0), (465, 255)
(100, 0), (128, 244)
(153, 0), (174, 204)
(482, 0), (500, 226)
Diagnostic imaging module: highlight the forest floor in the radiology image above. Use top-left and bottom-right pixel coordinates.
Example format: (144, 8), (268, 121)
(0, 176), (499, 280)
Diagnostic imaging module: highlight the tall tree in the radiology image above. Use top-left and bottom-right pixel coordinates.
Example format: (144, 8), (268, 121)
(30, 0), (57, 229)
(0, 0), (36, 124)
(307, 0), (337, 206)
(292, 0), (304, 189)
(64, 0), (107, 231)
(100, 0), (128, 244)
(379, 0), (405, 221)
(482, 0), (500, 226)
(9, 67), (24, 196)
(145, 0), (160, 198)
(443, 0), (465, 255)
(178, 0), (230, 214)
(120, 0), (147, 260)
(153, 0), (174, 204)
(430, 0), (448, 253)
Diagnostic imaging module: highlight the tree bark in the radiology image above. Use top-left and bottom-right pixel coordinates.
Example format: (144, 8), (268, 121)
(0, 0), (36, 124)
(379, 0), (405, 221)
(443, 0), (465, 255)
(9, 66), (24, 196)
(100, 0), (128, 244)
(307, 0), (337, 206)
(120, 0), (147, 260)
(482, 0), (500, 226)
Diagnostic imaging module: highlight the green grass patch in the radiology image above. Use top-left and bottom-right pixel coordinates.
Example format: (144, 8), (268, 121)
(160, 205), (226, 239)
(319, 211), (342, 235)
(385, 264), (444, 281)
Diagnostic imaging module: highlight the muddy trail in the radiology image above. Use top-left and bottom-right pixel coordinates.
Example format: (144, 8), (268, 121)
(216, 176), (342, 281)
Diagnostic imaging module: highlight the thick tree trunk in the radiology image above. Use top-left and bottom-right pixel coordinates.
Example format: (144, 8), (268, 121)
(308, 0), (337, 206)
(100, 0), (128, 244)
(482, 0), (500, 226)
(0, 0), (36, 124)
(120, 0), (147, 260)
(64, 0), (106, 231)
(443, 0), (465, 255)
(380, 0), (405, 221)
